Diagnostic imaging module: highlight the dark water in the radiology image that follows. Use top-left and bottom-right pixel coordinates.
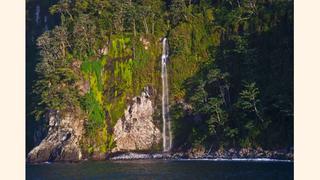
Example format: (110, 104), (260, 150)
(26, 159), (293, 180)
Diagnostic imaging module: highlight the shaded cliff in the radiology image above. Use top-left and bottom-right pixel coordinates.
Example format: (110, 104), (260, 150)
(27, 109), (85, 163)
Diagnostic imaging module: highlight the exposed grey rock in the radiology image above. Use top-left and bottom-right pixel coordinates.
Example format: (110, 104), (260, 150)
(152, 153), (165, 159)
(171, 152), (188, 159)
(206, 148), (294, 160)
(110, 153), (168, 160)
(27, 109), (85, 163)
(112, 87), (161, 152)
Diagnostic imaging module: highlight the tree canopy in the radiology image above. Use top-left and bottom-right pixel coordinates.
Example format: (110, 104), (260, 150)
(27, 0), (293, 154)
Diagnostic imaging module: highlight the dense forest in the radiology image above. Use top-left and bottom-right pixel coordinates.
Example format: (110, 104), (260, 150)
(26, 0), (293, 156)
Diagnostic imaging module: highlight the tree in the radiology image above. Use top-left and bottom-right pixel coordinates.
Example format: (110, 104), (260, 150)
(237, 82), (264, 122)
(33, 26), (79, 120)
(169, 0), (188, 26)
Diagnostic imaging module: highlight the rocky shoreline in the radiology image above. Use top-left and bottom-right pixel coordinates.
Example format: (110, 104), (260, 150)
(26, 108), (293, 163)
(186, 147), (293, 160)
(108, 148), (293, 161)
(27, 148), (293, 163)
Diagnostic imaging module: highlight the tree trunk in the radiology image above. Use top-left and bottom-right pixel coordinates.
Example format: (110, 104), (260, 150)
(143, 18), (149, 34)
(237, 0), (241, 7)
(152, 14), (155, 35)
(133, 19), (137, 37)
(253, 101), (264, 122)
(61, 42), (65, 58)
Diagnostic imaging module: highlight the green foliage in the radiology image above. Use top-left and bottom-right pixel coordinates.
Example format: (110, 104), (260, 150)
(169, 0), (189, 26)
(206, 97), (228, 135)
(106, 133), (116, 150)
(83, 124), (115, 154)
(237, 82), (261, 112)
(109, 36), (131, 58)
(170, 1), (293, 150)
(81, 91), (105, 131)
(168, 9), (221, 100)
(80, 58), (105, 132)
(33, 26), (80, 120)
(105, 95), (126, 125)
(31, 0), (293, 154)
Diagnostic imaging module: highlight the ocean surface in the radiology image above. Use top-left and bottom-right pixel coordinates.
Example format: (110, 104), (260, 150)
(26, 159), (293, 180)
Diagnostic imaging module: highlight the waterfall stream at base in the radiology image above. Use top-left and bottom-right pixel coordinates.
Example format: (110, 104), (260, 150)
(161, 38), (172, 152)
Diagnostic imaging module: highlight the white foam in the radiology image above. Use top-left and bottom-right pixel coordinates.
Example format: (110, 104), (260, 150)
(175, 158), (292, 163)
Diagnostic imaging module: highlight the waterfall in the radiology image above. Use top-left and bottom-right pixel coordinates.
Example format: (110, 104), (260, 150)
(35, 5), (40, 25)
(161, 38), (172, 152)
(44, 16), (48, 31)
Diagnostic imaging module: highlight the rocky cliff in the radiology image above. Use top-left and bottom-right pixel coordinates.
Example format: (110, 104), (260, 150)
(27, 87), (162, 162)
(27, 109), (85, 163)
(112, 87), (161, 152)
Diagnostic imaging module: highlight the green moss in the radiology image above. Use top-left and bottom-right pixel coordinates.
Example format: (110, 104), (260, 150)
(88, 146), (94, 154)
(78, 34), (162, 153)
(80, 58), (106, 132)
(105, 94), (126, 126)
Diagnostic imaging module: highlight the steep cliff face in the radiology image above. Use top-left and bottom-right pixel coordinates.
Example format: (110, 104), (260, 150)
(27, 109), (85, 163)
(112, 87), (161, 152)
(27, 87), (161, 162)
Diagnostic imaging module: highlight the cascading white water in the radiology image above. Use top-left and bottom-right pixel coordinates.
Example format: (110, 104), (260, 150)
(161, 38), (172, 152)
(44, 16), (48, 31)
(35, 5), (40, 25)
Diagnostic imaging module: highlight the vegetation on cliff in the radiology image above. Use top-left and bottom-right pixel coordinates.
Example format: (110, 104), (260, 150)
(27, 0), (293, 155)
(169, 0), (293, 151)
